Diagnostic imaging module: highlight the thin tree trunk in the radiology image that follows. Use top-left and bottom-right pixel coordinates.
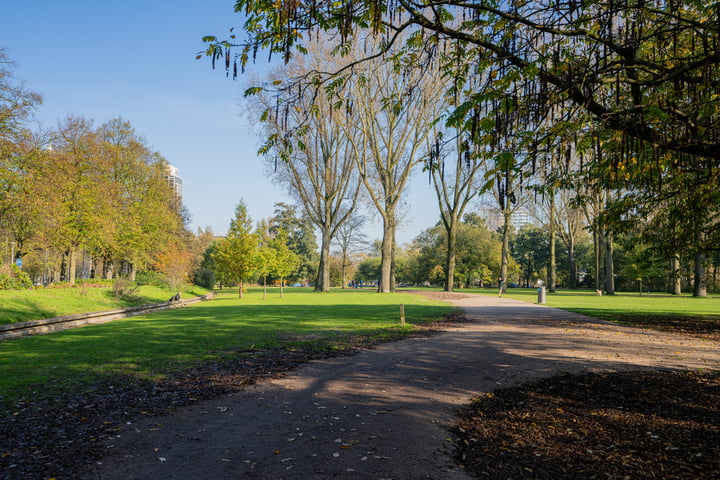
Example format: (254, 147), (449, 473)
(341, 252), (347, 289)
(670, 254), (682, 295)
(604, 231), (615, 295)
(548, 195), (556, 293)
(238, 278), (244, 299)
(445, 219), (458, 292)
(499, 208), (511, 296)
(593, 228), (603, 293)
(568, 240), (577, 289)
(315, 229), (331, 292)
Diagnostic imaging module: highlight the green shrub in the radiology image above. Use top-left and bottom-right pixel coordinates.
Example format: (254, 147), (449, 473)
(192, 268), (215, 290)
(134, 270), (166, 286)
(112, 277), (140, 300)
(0, 264), (33, 290)
(76, 278), (113, 288)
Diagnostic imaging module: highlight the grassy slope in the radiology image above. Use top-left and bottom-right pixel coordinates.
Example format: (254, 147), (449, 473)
(0, 288), (454, 406)
(0, 284), (210, 325)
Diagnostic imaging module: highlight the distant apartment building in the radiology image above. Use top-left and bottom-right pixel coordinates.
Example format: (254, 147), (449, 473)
(165, 164), (183, 199)
(482, 207), (534, 231)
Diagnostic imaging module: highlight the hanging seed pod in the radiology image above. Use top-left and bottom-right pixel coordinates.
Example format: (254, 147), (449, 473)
(565, 142), (571, 172)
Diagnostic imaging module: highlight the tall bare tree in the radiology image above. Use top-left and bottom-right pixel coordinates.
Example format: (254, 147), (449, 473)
(340, 47), (447, 292)
(427, 125), (490, 292)
(251, 44), (361, 292)
(333, 211), (367, 289)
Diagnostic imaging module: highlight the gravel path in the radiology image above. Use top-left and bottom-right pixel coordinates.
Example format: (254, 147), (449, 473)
(85, 294), (719, 480)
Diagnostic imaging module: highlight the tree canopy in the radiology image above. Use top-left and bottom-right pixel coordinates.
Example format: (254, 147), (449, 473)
(206, 0), (720, 159)
(202, 0), (720, 295)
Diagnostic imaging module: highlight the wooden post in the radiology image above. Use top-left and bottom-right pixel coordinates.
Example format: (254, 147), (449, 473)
(400, 304), (405, 326)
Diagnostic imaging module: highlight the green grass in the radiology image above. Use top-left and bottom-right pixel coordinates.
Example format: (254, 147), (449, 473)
(0, 284), (210, 326)
(0, 288), (454, 408)
(458, 287), (720, 321)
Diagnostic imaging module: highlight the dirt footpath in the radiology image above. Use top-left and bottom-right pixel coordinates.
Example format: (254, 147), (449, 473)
(85, 294), (719, 480)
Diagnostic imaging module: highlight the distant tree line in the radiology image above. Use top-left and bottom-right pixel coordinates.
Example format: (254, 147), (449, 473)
(1, 49), (207, 289)
(202, 0), (719, 296)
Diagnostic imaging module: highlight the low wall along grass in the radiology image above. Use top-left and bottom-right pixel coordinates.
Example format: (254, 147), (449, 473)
(0, 284), (209, 326)
(0, 288), (455, 410)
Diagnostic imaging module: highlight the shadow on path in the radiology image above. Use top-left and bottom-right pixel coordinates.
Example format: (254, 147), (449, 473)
(86, 294), (719, 480)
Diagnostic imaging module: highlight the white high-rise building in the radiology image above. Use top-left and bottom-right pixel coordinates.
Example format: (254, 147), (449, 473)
(165, 164), (182, 199)
(482, 207), (534, 231)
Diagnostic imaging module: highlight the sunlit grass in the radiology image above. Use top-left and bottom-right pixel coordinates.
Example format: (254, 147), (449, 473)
(458, 287), (720, 320)
(0, 288), (454, 408)
(0, 284), (210, 325)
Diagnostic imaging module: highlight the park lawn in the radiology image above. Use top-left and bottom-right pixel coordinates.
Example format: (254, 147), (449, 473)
(0, 288), (454, 409)
(461, 287), (720, 323)
(0, 284), (210, 326)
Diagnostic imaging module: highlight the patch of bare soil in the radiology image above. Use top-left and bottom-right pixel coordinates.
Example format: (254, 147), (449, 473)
(615, 314), (720, 342)
(404, 289), (480, 301)
(454, 315), (720, 480)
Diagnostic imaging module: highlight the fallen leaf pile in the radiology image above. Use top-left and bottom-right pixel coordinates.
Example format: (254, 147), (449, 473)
(454, 370), (720, 479)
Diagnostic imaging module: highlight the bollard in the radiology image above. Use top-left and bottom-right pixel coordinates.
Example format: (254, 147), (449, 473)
(400, 304), (406, 326)
(537, 286), (546, 304)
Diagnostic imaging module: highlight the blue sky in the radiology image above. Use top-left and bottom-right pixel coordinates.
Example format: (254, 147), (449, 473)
(2, 0), (438, 245)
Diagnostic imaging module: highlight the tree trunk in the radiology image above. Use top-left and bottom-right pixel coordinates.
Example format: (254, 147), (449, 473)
(568, 239), (577, 289)
(445, 219), (458, 292)
(105, 260), (114, 279)
(315, 229), (332, 292)
(693, 250), (707, 297)
(604, 231), (615, 295)
(389, 223), (397, 292)
(379, 216), (394, 293)
(238, 278), (244, 299)
(60, 251), (68, 282)
(669, 254), (682, 295)
(499, 207), (511, 295)
(548, 195), (556, 293)
(341, 251), (348, 289)
(593, 228), (603, 293)
(68, 249), (77, 285)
